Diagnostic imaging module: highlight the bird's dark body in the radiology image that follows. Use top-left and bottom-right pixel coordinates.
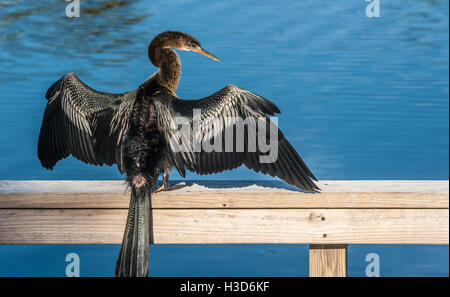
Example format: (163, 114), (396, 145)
(114, 82), (170, 277)
(124, 82), (165, 188)
(37, 31), (318, 277)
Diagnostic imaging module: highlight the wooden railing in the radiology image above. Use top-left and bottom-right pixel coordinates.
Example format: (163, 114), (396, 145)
(0, 180), (448, 277)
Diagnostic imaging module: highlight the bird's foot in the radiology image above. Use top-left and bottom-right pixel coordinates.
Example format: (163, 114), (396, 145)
(153, 182), (187, 193)
(154, 184), (167, 193)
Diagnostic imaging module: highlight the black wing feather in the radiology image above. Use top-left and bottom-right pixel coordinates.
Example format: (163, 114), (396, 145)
(38, 73), (137, 171)
(154, 84), (318, 191)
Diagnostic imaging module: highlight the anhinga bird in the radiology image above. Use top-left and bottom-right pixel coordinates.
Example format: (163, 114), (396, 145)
(38, 31), (318, 277)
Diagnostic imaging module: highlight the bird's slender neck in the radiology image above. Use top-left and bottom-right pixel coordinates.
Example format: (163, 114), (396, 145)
(148, 38), (181, 93)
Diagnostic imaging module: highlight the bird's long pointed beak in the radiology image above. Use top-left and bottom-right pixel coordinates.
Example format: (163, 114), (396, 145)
(195, 48), (221, 62)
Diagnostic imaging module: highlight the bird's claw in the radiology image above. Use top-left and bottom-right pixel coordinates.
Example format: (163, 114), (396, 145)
(154, 184), (166, 193)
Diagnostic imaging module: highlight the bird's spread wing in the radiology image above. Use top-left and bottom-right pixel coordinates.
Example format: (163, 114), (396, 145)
(154, 85), (318, 191)
(38, 73), (137, 172)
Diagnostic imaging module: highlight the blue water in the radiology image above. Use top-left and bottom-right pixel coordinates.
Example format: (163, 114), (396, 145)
(0, 0), (448, 276)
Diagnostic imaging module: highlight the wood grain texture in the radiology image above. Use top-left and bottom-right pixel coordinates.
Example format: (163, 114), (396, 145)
(1, 180), (448, 193)
(0, 192), (448, 209)
(309, 245), (347, 277)
(0, 208), (447, 244)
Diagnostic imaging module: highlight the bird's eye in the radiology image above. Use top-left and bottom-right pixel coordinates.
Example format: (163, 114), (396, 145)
(184, 43), (200, 52)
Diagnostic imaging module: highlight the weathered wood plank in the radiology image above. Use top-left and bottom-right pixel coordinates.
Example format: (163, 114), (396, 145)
(0, 209), (447, 244)
(1, 180), (448, 193)
(0, 192), (447, 209)
(309, 245), (347, 277)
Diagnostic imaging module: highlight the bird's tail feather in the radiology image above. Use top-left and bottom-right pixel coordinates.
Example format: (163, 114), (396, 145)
(115, 186), (151, 277)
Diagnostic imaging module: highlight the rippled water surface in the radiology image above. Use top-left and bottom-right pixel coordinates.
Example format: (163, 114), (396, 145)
(0, 0), (448, 276)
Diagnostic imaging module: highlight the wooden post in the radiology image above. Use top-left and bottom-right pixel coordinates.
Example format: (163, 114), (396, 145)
(309, 244), (347, 277)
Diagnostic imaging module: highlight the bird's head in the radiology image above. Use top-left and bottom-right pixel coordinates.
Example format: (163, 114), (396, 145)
(151, 31), (221, 62)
